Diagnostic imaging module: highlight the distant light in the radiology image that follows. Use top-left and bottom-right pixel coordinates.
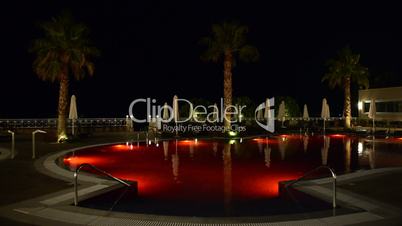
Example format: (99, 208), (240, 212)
(358, 142), (363, 155)
(126, 142), (129, 146)
(228, 131), (237, 137)
(358, 101), (363, 110)
(148, 140), (152, 145)
(156, 143), (159, 147)
(330, 134), (345, 138)
(240, 138), (243, 143)
(195, 138), (198, 143)
(229, 139), (236, 145)
(112, 144), (127, 151)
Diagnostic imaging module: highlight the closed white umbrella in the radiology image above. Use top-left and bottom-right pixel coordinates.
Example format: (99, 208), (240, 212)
(368, 98), (376, 134)
(277, 101), (286, 120)
(321, 98), (330, 133)
(277, 101), (286, 128)
(125, 115), (133, 131)
(162, 102), (169, 120)
(69, 95), (78, 135)
(321, 98), (330, 119)
(303, 104), (309, 120)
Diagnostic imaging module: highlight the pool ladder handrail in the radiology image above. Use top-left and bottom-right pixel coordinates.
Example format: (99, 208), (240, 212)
(285, 165), (337, 208)
(74, 163), (132, 206)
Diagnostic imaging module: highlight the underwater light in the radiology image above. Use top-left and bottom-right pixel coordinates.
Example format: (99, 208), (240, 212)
(330, 134), (345, 138)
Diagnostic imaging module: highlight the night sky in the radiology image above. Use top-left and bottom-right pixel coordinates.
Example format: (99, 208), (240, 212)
(1, 1), (402, 118)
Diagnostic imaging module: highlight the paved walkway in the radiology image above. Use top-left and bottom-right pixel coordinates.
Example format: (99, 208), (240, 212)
(0, 131), (140, 225)
(0, 147), (10, 160)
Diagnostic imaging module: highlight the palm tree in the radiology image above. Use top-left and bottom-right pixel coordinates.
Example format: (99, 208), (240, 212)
(322, 47), (369, 129)
(31, 11), (99, 142)
(200, 22), (259, 130)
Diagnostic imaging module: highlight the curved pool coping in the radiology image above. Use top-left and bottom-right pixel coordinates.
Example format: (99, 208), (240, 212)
(15, 140), (402, 225)
(40, 142), (125, 184)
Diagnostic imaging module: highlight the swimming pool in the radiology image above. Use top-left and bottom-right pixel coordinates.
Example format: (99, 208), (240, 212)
(62, 135), (402, 216)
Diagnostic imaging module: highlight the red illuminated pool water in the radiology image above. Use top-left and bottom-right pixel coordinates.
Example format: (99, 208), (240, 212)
(62, 135), (402, 216)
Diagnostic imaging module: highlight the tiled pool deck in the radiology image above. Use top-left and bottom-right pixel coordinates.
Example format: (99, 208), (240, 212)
(0, 132), (402, 225)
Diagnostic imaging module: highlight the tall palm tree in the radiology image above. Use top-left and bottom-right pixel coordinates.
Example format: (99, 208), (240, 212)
(31, 11), (99, 142)
(200, 22), (259, 130)
(322, 47), (369, 129)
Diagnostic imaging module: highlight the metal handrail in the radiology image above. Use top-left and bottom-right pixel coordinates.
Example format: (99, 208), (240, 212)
(74, 163), (131, 206)
(286, 165), (337, 208)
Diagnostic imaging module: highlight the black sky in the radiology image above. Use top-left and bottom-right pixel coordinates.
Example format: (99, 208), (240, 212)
(1, 1), (402, 118)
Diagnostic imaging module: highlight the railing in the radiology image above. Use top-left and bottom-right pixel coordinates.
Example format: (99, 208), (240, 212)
(286, 165), (337, 208)
(0, 117), (362, 129)
(74, 163), (132, 206)
(0, 118), (128, 129)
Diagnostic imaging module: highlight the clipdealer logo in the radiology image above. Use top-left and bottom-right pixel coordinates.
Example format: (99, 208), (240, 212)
(128, 97), (274, 133)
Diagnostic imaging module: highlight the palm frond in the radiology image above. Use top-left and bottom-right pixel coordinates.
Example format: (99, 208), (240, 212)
(322, 47), (369, 89)
(200, 21), (258, 64)
(31, 11), (99, 82)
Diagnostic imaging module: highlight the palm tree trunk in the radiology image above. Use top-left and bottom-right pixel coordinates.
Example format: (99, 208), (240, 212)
(344, 76), (351, 129)
(57, 71), (69, 142)
(223, 51), (233, 130)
